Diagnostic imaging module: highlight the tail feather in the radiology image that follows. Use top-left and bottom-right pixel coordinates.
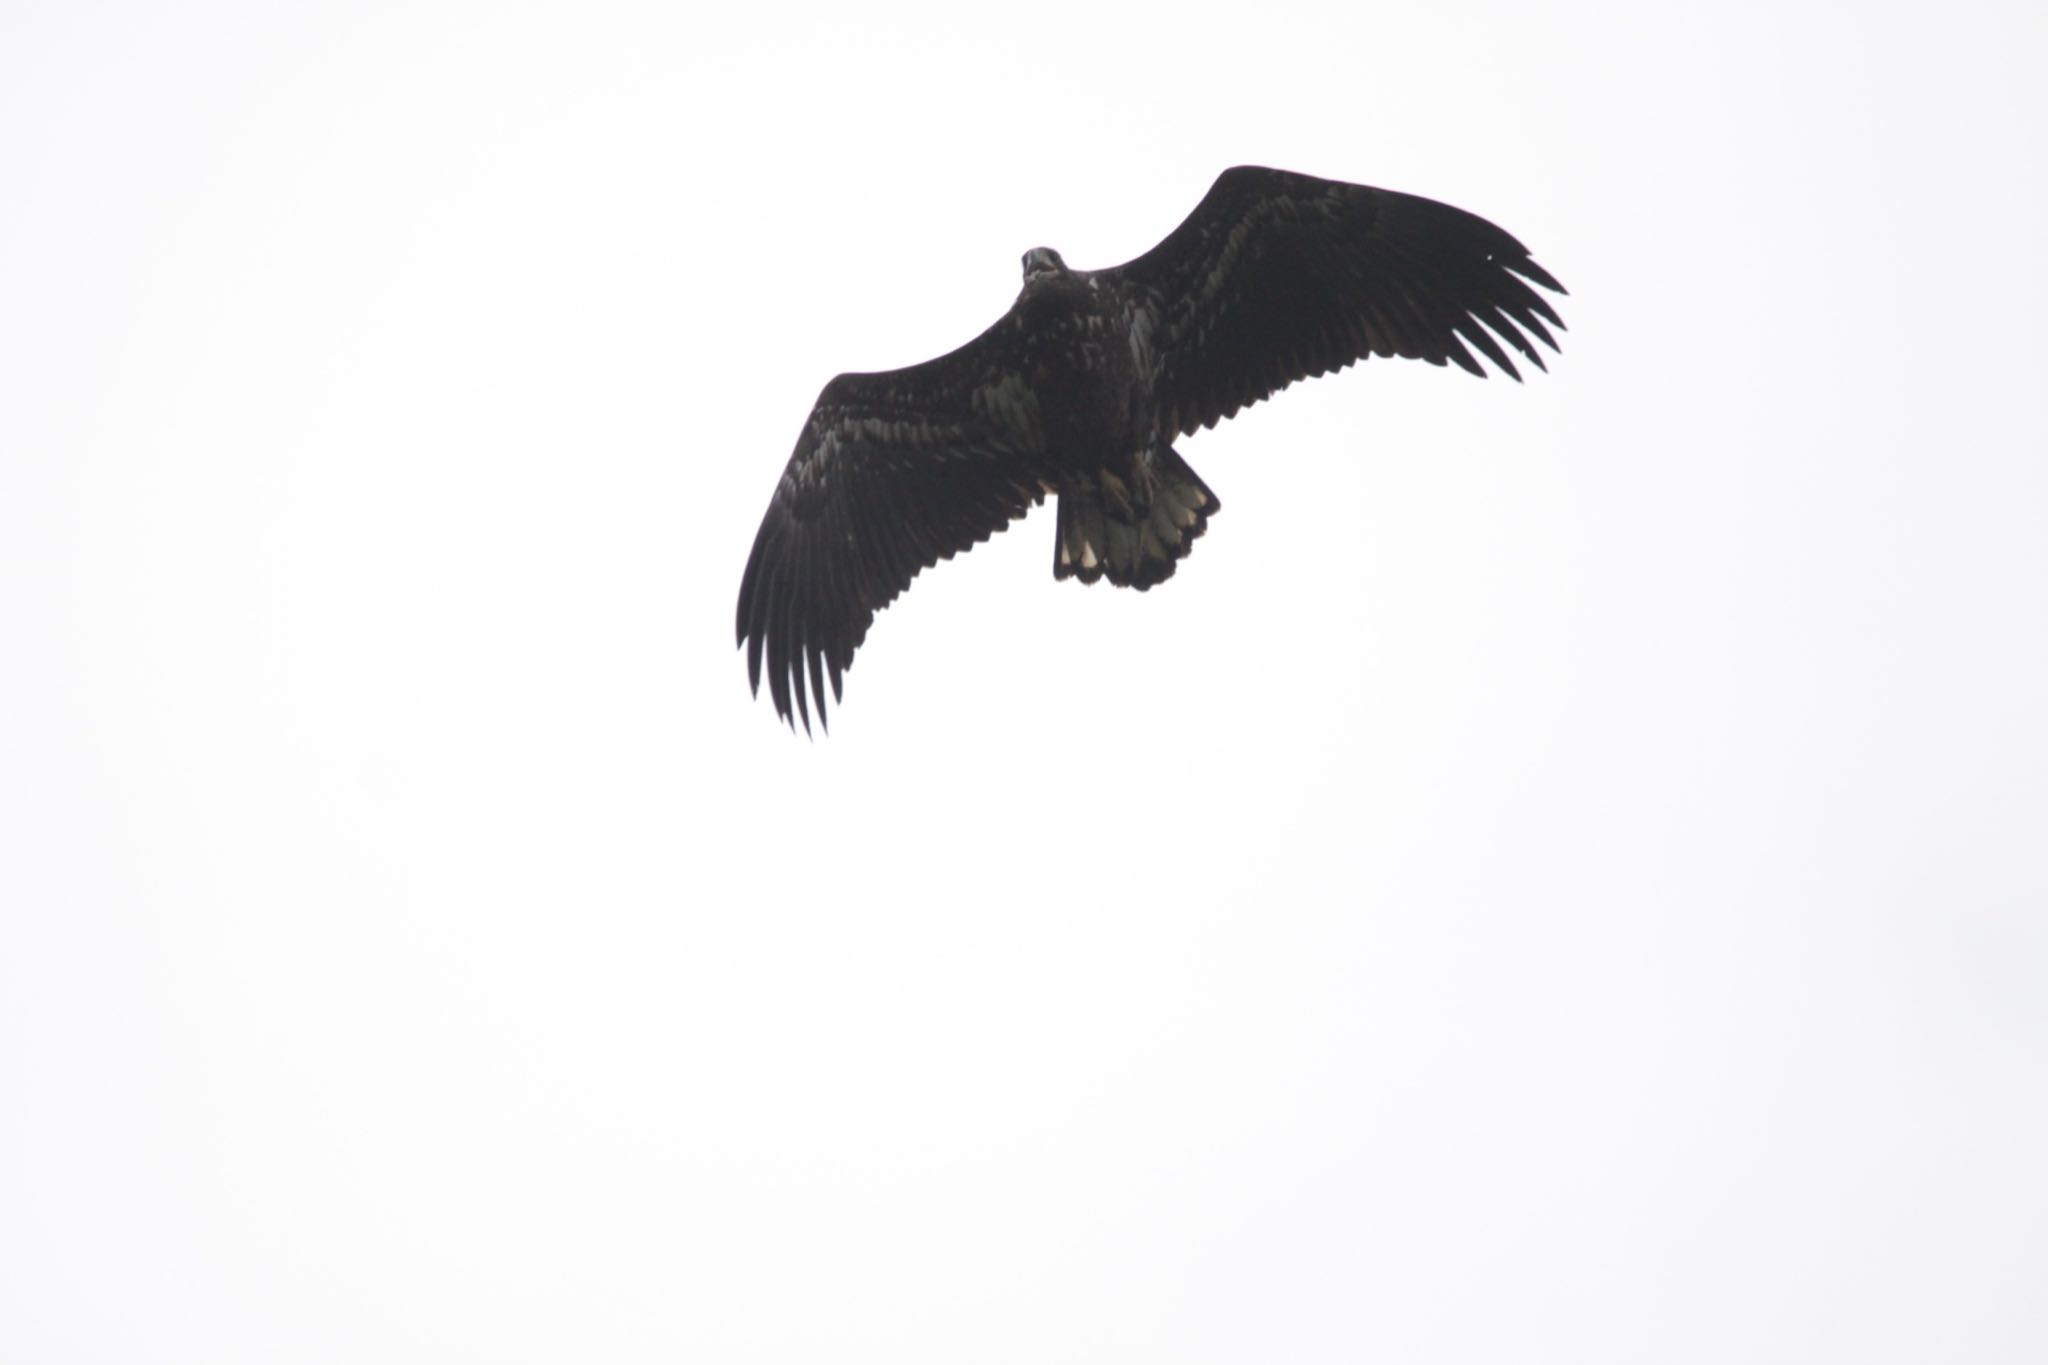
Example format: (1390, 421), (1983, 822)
(1053, 446), (1218, 590)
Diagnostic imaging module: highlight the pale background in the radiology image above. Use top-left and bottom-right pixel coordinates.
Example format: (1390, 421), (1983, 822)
(4, 2), (2044, 1361)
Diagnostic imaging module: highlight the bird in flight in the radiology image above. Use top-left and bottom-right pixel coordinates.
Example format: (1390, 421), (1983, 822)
(736, 166), (1565, 732)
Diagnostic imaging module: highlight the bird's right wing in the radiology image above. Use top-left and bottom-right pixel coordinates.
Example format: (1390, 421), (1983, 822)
(1108, 166), (1567, 437)
(735, 326), (1052, 733)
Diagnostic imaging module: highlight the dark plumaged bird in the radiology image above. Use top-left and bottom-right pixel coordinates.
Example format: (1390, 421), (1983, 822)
(736, 166), (1566, 731)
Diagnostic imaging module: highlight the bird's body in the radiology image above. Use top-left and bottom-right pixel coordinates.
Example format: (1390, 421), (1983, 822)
(1016, 271), (1142, 476)
(1006, 258), (1216, 589)
(737, 167), (1566, 731)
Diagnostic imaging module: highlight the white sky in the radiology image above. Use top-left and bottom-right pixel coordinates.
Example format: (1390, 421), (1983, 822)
(4, 2), (2045, 1361)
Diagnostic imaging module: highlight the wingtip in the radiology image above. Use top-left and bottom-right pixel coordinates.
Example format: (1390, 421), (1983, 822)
(1515, 258), (1567, 298)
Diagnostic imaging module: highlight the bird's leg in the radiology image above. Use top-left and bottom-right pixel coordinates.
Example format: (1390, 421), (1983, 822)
(1097, 468), (1136, 520)
(1100, 454), (1161, 519)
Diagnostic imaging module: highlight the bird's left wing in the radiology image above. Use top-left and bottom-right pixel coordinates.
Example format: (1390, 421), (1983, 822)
(736, 329), (1050, 732)
(1107, 166), (1567, 438)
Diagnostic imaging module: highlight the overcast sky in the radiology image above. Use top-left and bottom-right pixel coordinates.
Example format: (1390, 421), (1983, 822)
(4, 2), (2045, 1361)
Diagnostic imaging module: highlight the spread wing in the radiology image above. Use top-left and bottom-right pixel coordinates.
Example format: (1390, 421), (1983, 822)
(1109, 166), (1567, 437)
(735, 325), (1050, 733)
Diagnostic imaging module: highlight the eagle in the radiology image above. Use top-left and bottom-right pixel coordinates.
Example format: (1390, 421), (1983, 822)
(736, 166), (1565, 732)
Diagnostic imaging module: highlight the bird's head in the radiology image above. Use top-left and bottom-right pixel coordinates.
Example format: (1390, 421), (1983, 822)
(1020, 246), (1068, 282)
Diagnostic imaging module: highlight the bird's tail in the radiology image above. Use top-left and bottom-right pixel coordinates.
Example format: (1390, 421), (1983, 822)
(1053, 446), (1219, 590)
